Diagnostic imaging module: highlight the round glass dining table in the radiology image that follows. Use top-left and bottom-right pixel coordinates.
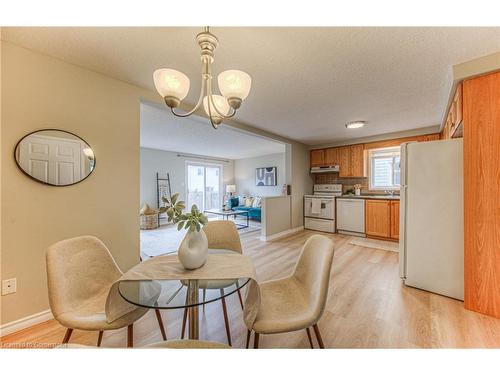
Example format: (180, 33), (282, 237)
(117, 250), (250, 340)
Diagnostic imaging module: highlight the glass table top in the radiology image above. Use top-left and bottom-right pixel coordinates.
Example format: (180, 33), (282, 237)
(118, 277), (250, 310)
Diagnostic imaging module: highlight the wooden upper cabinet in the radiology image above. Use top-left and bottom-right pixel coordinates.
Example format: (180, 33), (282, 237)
(338, 146), (351, 177)
(338, 144), (364, 177)
(421, 133), (440, 142)
(324, 147), (340, 166)
(454, 83), (463, 128)
(390, 200), (400, 240)
(310, 149), (325, 167)
(350, 144), (364, 177)
(441, 83), (463, 139)
(365, 199), (391, 238)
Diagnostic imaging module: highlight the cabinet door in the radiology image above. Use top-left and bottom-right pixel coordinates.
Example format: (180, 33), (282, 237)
(324, 147), (339, 166)
(365, 200), (391, 238)
(390, 200), (400, 240)
(350, 144), (364, 177)
(310, 149), (325, 167)
(338, 147), (351, 177)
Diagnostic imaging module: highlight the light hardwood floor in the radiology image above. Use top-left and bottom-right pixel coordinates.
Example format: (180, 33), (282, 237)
(2, 230), (500, 348)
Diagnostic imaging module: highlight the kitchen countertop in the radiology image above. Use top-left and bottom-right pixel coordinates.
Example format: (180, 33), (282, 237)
(337, 194), (400, 200)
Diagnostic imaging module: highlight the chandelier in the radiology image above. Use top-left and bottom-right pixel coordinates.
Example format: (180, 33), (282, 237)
(153, 27), (252, 129)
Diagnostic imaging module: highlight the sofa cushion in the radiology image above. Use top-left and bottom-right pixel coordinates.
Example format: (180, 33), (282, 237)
(229, 197), (239, 208)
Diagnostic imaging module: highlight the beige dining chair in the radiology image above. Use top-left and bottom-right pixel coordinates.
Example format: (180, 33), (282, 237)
(46, 235), (168, 347)
(245, 234), (335, 349)
(180, 220), (244, 346)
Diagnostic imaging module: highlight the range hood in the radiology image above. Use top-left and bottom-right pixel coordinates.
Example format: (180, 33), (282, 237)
(310, 165), (340, 173)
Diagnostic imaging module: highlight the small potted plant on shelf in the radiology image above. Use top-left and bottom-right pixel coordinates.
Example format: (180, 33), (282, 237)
(159, 193), (209, 269)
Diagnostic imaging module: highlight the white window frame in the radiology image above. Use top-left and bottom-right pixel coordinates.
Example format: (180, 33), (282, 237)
(185, 161), (224, 211)
(368, 146), (401, 191)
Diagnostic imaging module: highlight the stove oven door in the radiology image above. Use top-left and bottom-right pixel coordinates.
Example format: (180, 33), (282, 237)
(304, 197), (335, 220)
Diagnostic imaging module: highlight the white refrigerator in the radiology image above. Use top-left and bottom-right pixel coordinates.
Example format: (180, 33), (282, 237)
(399, 139), (464, 300)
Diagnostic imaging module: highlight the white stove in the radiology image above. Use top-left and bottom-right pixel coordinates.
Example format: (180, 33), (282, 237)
(304, 184), (342, 233)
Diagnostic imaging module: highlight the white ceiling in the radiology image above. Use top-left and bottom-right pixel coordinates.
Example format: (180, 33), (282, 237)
(3, 27), (500, 145)
(140, 102), (285, 159)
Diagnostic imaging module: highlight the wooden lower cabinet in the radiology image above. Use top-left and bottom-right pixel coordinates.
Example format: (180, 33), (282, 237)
(365, 200), (391, 238)
(365, 199), (399, 241)
(390, 201), (400, 240)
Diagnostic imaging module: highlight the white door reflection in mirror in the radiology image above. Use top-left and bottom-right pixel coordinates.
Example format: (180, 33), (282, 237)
(15, 129), (96, 186)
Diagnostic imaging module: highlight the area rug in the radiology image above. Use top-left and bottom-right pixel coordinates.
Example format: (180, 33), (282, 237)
(140, 217), (261, 259)
(348, 237), (399, 252)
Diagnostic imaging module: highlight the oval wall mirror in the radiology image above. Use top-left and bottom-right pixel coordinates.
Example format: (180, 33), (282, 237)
(14, 129), (96, 186)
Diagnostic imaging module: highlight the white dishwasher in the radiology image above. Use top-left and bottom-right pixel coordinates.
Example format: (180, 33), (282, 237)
(336, 198), (365, 237)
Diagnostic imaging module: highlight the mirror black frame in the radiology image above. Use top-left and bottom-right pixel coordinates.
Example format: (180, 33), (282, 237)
(14, 128), (96, 187)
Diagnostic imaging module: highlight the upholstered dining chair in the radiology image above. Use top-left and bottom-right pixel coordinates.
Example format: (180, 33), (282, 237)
(245, 234), (335, 349)
(180, 220), (244, 345)
(46, 235), (168, 347)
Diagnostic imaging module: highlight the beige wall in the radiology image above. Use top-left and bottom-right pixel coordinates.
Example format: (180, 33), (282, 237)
(290, 142), (312, 228)
(0, 40), (313, 326)
(234, 152), (286, 197)
(261, 196), (292, 238)
(0, 41), (156, 324)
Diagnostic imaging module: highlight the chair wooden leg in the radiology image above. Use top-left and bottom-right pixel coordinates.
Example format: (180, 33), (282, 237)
(237, 289), (244, 310)
(155, 309), (167, 340)
(235, 281), (244, 310)
(253, 332), (260, 349)
(306, 327), (314, 348)
(220, 289), (232, 346)
(246, 330), (251, 349)
(97, 331), (104, 347)
(127, 324), (134, 348)
(62, 328), (73, 344)
(181, 308), (188, 339)
(312, 324), (324, 349)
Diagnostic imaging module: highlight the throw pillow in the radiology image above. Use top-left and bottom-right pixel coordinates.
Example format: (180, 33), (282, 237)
(230, 197), (239, 208)
(252, 197), (262, 208)
(238, 196), (245, 206)
(245, 197), (254, 207)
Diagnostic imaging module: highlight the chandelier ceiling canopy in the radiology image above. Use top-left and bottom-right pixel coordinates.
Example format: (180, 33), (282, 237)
(153, 27), (252, 129)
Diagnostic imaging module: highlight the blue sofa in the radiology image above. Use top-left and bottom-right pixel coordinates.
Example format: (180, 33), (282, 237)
(229, 197), (261, 221)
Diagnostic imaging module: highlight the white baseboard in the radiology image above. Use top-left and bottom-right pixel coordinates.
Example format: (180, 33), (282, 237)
(260, 226), (304, 242)
(0, 309), (53, 337)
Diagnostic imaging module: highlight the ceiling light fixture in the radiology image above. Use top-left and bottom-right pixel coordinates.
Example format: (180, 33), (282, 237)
(153, 27), (252, 129)
(345, 121), (365, 129)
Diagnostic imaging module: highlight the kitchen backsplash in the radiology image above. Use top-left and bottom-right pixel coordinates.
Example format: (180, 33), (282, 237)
(314, 173), (369, 194)
(314, 173), (400, 195)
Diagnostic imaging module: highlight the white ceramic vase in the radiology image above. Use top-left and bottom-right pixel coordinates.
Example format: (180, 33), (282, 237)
(178, 229), (208, 270)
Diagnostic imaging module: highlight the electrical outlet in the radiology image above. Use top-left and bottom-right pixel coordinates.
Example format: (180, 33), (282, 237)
(2, 278), (17, 295)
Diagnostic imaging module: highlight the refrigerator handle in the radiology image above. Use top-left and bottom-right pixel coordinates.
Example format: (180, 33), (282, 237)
(399, 143), (410, 280)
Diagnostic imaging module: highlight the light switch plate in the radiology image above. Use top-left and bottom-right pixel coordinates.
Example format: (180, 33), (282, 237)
(2, 278), (17, 295)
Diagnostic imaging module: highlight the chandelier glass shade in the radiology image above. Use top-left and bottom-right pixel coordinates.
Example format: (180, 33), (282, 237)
(153, 27), (252, 129)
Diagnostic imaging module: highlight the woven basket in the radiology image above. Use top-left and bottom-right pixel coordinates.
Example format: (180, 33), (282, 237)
(140, 213), (159, 230)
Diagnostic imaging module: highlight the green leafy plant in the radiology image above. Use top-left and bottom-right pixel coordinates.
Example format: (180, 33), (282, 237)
(159, 193), (208, 232)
